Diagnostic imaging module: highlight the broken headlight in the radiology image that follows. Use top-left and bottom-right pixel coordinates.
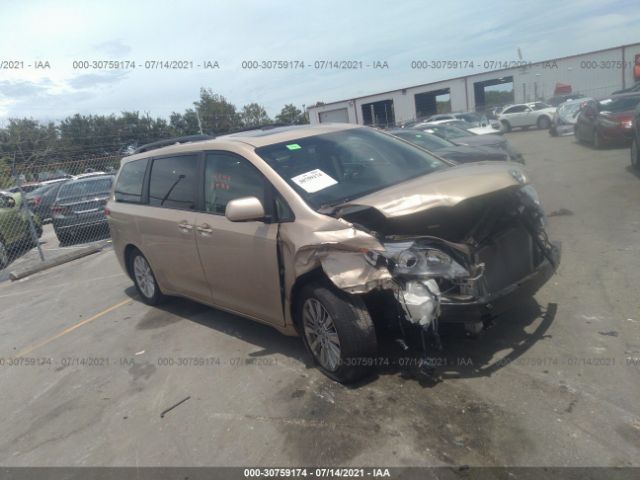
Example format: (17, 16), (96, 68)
(392, 247), (469, 280)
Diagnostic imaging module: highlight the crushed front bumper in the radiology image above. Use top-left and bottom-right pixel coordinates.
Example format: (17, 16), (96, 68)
(438, 242), (561, 323)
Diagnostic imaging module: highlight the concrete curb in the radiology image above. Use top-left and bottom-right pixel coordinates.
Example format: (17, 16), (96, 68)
(9, 244), (106, 281)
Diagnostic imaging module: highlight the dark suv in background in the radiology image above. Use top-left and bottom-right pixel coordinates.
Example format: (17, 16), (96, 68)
(51, 175), (114, 244)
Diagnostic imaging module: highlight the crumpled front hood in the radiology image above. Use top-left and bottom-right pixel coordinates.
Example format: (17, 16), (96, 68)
(336, 162), (528, 218)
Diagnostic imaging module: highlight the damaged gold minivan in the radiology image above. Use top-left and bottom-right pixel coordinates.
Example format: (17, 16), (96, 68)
(107, 124), (560, 383)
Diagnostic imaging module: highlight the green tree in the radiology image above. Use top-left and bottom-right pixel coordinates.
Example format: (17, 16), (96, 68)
(193, 88), (242, 134)
(0, 119), (57, 164)
(169, 109), (201, 136)
(275, 104), (308, 124)
(240, 103), (271, 128)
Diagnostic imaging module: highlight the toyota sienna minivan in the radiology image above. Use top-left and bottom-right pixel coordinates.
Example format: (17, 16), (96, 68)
(107, 124), (560, 383)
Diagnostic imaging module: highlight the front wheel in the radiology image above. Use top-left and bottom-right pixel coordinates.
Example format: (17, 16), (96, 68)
(500, 120), (511, 133)
(129, 250), (166, 305)
(631, 138), (640, 170)
(298, 282), (377, 384)
(593, 129), (603, 149)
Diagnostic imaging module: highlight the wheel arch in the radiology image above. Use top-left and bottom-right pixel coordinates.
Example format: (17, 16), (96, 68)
(288, 267), (331, 334)
(123, 243), (142, 280)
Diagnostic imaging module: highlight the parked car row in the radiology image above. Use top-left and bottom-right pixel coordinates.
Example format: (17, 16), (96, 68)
(408, 122), (525, 163)
(574, 93), (640, 148)
(544, 91), (640, 172)
(10, 172), (114, 246)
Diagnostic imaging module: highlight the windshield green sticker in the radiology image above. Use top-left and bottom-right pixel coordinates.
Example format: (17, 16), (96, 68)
(286, 143), (302, 150)
(415, 134), (422, 137)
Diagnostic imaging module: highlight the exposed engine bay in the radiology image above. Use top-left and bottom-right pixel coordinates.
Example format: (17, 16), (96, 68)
(321, 183), (559, 370)
(278, 164), (560, 374)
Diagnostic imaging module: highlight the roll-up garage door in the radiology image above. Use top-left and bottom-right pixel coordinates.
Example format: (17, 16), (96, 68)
(318, 108), (349, 123)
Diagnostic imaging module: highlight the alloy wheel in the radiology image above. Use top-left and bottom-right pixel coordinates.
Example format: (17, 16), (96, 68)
(133, 255), (156, 299)
(302, 298), (342, 372)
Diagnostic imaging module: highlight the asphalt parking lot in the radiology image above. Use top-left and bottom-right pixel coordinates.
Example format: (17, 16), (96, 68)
(0, 129), (639, 467)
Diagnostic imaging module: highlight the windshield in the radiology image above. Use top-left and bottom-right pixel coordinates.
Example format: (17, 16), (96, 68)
(598, 96), (640, 113)
(255, 128), (448, 210)
(58, 177), (113, 200)
(418, 123), (473, 139)
(392, 130), (455, 150)
(558, 102), (583, 120)
(27, 183), (59, 197)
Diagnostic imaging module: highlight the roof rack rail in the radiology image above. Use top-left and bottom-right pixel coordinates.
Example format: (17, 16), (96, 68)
(133, 134), (215, 154)
(222, 123), (294, 135)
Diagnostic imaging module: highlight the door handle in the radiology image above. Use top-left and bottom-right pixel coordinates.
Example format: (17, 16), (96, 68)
(178, 221), (193, 232)
(197, 223), (213, 234)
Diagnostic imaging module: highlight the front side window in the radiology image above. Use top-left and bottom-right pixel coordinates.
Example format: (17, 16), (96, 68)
(256, 128), (448, 210)
(114, 159), (148, 203)
(204, 152), (266, 215)
(149, 156), (197, 210)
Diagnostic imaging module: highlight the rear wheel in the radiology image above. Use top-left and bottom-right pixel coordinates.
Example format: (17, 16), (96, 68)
(631, 138), (640, 170)
(537, 116), (550, 129)
(298, 282), (377, 384)
(129, 250), (166, 305)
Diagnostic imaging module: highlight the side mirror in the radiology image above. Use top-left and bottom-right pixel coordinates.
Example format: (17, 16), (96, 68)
(225, 196), (265, 222)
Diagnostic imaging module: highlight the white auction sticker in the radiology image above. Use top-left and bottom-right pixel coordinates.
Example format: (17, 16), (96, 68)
(291, 169), (338, 193)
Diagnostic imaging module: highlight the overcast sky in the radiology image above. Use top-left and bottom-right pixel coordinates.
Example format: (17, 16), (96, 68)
(1, 0), (639, 122)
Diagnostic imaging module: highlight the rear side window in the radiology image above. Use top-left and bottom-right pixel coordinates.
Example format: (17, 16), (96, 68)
(149, 155), (197, 210)
(115, 159), (148, 203)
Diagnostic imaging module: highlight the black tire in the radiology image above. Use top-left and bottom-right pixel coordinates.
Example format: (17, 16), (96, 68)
(0, 237), (8, 270)
(537, 116), (550, 129)
(297, 282), (378, 384)
(631, 138), (640, 170)
(500, 120), (511, 133)
(574, 125), (582, 142)
(128, 249), (166, 305)
(593, 129), (602, 149)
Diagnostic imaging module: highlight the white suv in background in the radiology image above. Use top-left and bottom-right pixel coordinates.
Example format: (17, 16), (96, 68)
(498, 102), (557, 132)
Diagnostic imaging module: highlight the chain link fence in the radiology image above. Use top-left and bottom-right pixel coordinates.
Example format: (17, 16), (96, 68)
(0, 155), (120, 277)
